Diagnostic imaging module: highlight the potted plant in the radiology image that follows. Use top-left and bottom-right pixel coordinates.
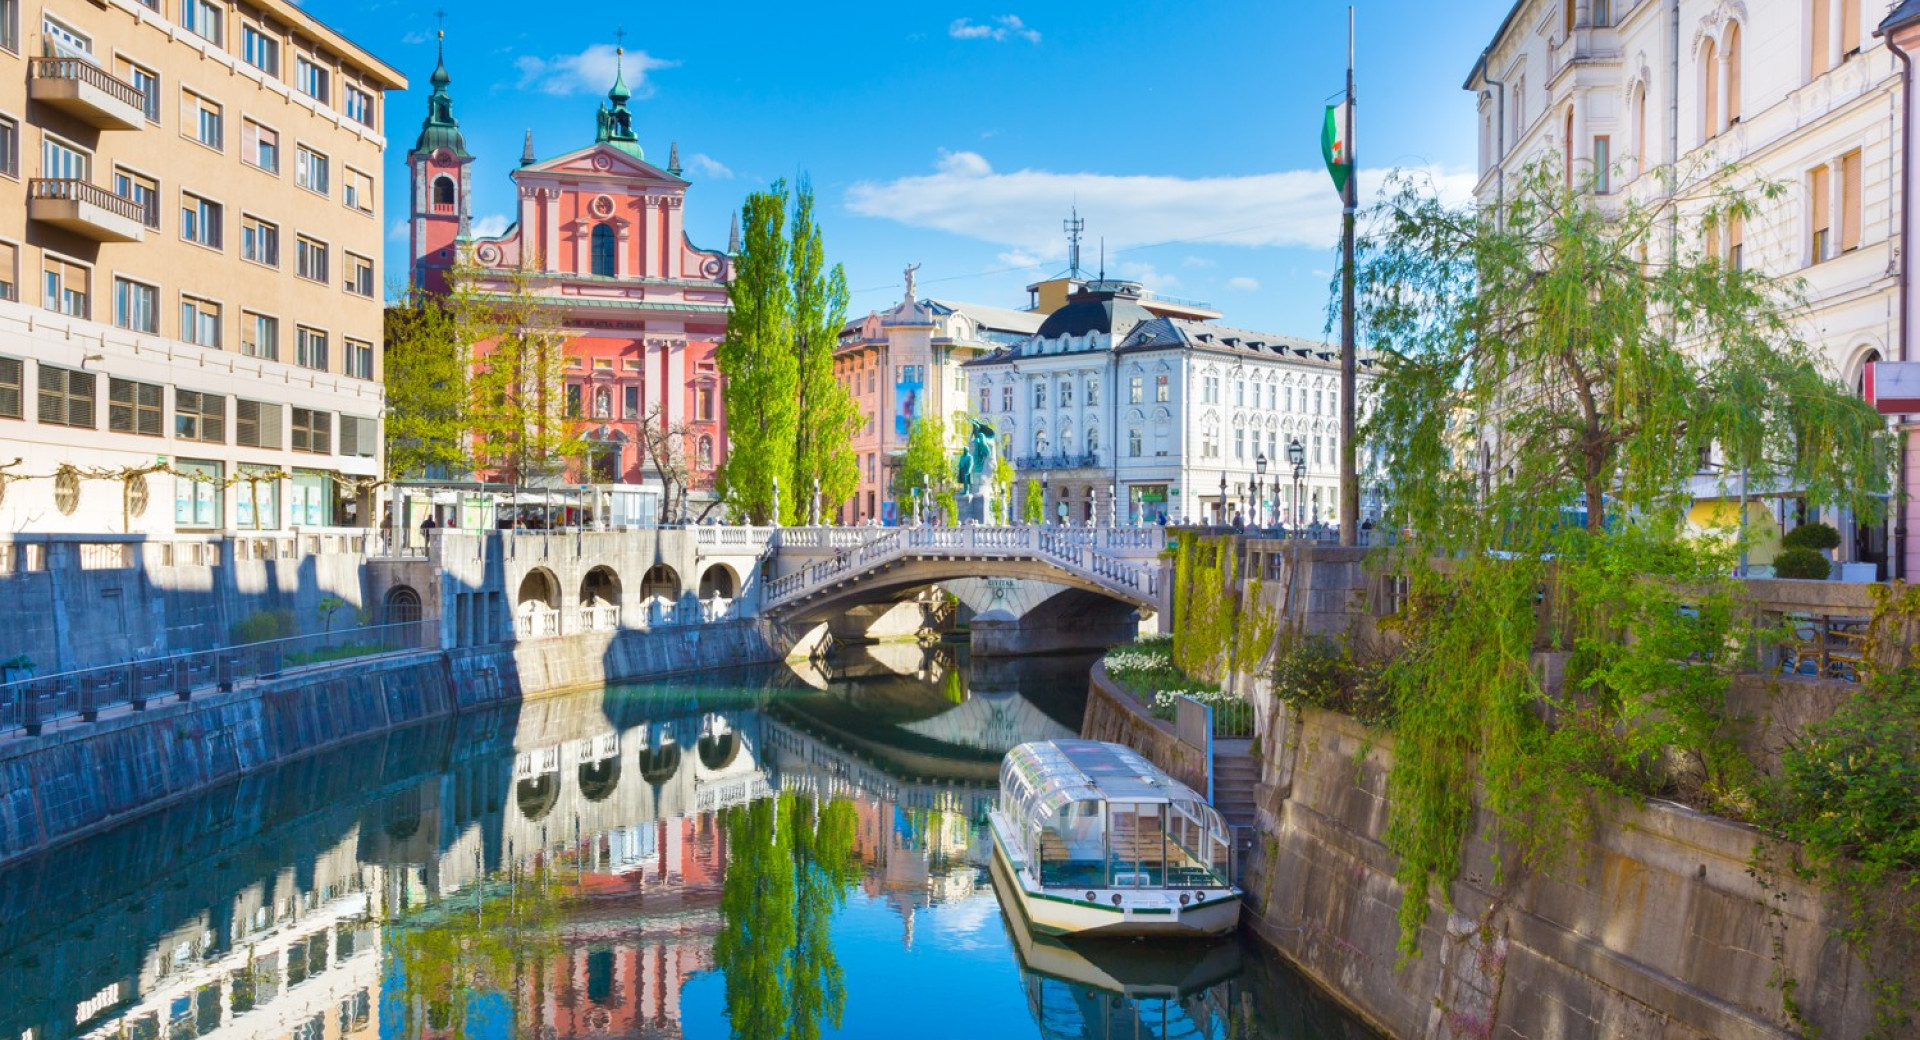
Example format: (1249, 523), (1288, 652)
(1, 654), (31, 684)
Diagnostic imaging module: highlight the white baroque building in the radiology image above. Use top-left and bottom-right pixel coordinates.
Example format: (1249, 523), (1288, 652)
(1466, 0), (1900, 575)
(965, 280), (1380, 527)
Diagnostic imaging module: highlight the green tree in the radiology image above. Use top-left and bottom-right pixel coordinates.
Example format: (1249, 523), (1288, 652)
(1355, 162), (1891, 955)
(992, 456), (1015, 524)
(714, 794), (859, 1040)
(1022, 477), (1043, 525)
(718, 187), (799, 524)
(383, 294), (471, 480)
(465, 265), (585, 485)
(892, 413), (949, 521)
(789, 179), (861, 525)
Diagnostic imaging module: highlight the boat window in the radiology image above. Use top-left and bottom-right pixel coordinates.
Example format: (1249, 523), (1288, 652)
(1037, 801), (1109, 888)
(1107, 801), (1168, 888)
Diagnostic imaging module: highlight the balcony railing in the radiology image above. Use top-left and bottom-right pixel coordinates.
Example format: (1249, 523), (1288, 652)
(1017, 453), (1100, 471)
(28, 178), (147, 241)
(29, 57), (146, 129)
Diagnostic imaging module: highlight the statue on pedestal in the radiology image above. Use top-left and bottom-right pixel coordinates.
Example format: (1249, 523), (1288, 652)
(954, 417), (998, 523)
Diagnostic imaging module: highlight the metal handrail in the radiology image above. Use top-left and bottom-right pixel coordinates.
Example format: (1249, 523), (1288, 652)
(1, 620), (437, 735)
(30, 55), (147, 111)
(29, 177), (147, 223)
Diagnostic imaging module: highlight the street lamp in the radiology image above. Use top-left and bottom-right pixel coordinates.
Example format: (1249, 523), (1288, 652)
(1255, 452), (1268, 528)
(1218, 471), (1228, 526)
(1040, 475), (1049, 525)
(1287, 438), (1306, 535)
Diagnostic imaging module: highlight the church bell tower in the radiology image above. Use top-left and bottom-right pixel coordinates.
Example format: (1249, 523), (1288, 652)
(407, 31), (473, 295)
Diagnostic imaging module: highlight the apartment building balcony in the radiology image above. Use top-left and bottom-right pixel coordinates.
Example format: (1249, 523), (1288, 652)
(28, 179), (146, 242)
(29, 57), (146, 131)
(1018, 453), (1101, 471)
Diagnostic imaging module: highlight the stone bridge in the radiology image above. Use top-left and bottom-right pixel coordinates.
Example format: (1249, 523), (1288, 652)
(764, 525), (1169, 655)
(369, 524), (1168, 660)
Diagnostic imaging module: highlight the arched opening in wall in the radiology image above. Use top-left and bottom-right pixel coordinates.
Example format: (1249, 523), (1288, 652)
(517, 569), (558, 610)
(432, 176), (455, 208)
(1854, 348), (1883, 398)
(515, 773), (559, 822)
(578, 755), (621, 802)
(698, 564), (737, 599)
(591, 222), (616, 277)
(698, 717), (741, 772)
(581, 566), (621, 607)
(383, 585), (422, 626)
(580, 565), (621, 629)
(641, 564), (681, 602)
(639, 741), (680, 785)
(516, 568), (561, 638)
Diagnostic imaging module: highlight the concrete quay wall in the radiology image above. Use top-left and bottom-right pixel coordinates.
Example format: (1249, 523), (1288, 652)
(1087, 674), (1894, 1040)
(0, 618), (799, 867)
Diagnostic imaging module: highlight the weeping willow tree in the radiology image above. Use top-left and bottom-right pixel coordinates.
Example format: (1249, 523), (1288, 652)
(1356, 161), (1891, 955)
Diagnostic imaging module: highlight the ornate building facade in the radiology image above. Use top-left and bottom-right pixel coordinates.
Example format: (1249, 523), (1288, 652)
(407, 47), (732, 507)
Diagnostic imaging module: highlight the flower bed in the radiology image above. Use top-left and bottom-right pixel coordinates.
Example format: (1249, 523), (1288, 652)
(1102, 636), (1254, 732)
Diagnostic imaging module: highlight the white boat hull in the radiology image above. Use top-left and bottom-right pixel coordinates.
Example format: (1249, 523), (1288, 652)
(988, 810), (1241, 939)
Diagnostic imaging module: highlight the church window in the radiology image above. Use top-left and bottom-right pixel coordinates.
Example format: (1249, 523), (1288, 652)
(590, 223), (616, 277)
(432, 176), (454, 209)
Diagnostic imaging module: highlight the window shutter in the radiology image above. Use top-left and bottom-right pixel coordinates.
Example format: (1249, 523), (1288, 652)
(109, 378), (134, 433)
(204, 392), (225, 443)
(340, 414), (359, 457)
(0, 357), (20, 419)
(38, 365), (62, 423)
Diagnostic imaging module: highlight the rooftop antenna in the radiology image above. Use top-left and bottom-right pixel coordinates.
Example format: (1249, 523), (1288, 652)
(1063, 206), (1085, 279)
(1098, 237), (1105, 282)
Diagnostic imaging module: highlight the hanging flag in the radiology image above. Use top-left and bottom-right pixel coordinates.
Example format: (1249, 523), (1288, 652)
(1322, 101), (1351, 196)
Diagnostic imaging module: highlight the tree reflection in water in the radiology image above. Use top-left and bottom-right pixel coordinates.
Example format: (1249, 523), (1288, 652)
(380, 861), (572, 1033)
(715, 792), (861, 1040)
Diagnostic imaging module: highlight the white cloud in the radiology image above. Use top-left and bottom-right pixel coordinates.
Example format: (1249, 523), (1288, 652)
(996, 249), (1045, 269)
(1226, 276), (1261, 291)
(847, 151), (1475, 257)
(470, 213), (511, 239)
(514, 45), (676, 98)
(949, 15), (1041, 43)
(1118, 261), (1178, 291)
(687, 153), (732, 179)
(1181, 256), (1216, 268)
(387, 219), (407, 243)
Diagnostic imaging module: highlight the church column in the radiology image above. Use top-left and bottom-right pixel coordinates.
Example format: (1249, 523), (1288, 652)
(663, 196), (685, 279)
(542, 188), (561, 271)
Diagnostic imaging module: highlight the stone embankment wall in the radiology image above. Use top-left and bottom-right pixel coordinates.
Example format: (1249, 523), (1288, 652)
(1081, 663), (1208, 795)
(0, 619), (799, 866)
(1087, 670), (1889, 1039)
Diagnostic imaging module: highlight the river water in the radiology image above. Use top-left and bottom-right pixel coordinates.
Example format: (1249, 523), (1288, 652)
(0, 647), (1381, 1040)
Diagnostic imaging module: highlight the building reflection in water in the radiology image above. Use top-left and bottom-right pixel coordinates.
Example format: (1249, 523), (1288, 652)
(0, 645), (1370, 1040)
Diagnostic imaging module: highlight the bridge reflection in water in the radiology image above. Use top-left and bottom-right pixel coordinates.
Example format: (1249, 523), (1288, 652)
(0, 647), (1379, 1040)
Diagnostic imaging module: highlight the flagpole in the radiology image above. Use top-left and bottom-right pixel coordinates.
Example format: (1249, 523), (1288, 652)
(1338, 5), (1360, 547)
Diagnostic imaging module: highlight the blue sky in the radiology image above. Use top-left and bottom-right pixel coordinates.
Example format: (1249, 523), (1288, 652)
(303, 0), (1500, 339)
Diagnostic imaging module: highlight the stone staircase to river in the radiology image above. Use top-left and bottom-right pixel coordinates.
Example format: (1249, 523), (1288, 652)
(1212, 737), (1261, 832)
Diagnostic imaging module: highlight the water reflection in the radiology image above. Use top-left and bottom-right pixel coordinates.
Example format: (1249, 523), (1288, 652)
(0, 645), (1378, 1040)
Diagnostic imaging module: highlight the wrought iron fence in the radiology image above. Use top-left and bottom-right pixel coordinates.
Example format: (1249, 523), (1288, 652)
(0, 620), (437, 736)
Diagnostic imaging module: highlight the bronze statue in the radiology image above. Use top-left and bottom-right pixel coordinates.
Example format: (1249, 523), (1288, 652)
(955, 417), (997, 496)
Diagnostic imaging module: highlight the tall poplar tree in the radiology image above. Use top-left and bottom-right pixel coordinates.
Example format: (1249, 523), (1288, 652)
(718, 185), (799, 524)
(789, 179), (860, 524)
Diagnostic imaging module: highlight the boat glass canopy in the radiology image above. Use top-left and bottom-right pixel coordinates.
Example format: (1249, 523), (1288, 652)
(999, 741), (1233, 890)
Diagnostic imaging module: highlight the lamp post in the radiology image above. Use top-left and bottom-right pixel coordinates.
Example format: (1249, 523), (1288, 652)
(1287, 438), (1306, 535)
(1218, 471), (1228, 526)
(1040, 475), (1050, 526)
(1255, 452), (1268, 529)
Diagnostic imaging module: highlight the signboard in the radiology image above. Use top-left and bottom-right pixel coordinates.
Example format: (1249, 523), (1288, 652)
(1866, 361), (1920, 414)
(895, 366), (923, 437)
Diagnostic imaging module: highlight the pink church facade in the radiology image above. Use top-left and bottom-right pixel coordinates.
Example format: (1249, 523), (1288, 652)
(407, 48), (733, 502)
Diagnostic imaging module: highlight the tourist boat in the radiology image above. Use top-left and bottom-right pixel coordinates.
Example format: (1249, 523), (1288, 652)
(988, 740), (1242, 938)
